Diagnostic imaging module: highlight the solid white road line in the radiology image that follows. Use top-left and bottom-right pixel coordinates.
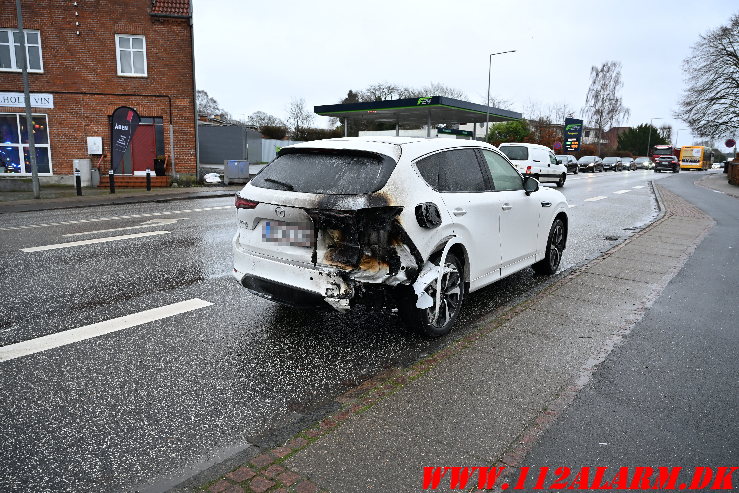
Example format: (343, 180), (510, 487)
(0, 298), (213, 363)
(614, 190), (631, 194)
(584, 196), (607, 202)
(21, 231), (170, 252)
(62, 218), (184, 237)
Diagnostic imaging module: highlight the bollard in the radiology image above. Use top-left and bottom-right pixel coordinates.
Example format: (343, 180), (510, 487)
(75, 168), (82, 196)
(146, 168), (151, 191)
(109, 169), (115, 194)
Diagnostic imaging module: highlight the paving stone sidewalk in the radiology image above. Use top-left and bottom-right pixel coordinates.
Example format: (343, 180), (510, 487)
(198, 184), (714, 493)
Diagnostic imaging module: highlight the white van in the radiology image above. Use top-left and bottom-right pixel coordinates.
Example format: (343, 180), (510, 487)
(498, 143), (568, 187)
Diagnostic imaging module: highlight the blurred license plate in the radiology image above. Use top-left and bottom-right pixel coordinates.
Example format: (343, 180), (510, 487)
(262, 220), (313, 247)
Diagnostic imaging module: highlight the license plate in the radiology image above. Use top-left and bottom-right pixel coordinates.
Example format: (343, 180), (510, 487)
(262, 220), (313, 247)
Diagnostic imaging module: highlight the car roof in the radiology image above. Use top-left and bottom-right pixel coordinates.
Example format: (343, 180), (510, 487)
(282, 136), (500, 162)
(500, 142), (553, 151)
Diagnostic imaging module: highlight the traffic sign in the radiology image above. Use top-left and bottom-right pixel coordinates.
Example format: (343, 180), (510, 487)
(726, 138), (736, 148)
(553, 141), (562, 150)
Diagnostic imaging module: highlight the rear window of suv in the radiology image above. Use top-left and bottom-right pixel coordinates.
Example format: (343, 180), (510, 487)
(498, 146), (528, 161)
(250, 149), (396, 194)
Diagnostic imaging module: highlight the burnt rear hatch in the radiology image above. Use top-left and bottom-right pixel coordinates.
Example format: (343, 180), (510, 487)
(235, 146), (422, 309)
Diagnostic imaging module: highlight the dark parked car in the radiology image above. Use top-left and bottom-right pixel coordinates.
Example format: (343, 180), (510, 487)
(556, 154), (578, 174)
(602, 156), (623, 172)
(654, 156), (680, 173)
(621, 157), (636, 171)
(577, 155), (604, 173)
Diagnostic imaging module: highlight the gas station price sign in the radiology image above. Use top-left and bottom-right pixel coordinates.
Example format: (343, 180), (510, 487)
(564, 118), (583, 153)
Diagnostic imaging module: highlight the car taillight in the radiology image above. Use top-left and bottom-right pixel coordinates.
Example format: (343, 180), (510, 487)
(526, 166), (532, 174)
(235, 196), (259, 209)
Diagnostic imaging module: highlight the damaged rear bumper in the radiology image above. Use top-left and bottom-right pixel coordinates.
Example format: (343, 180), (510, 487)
(233, 244), (354, 311)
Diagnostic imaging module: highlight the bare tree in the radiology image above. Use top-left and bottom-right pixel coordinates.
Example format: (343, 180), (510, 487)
(361, 82), (402, 101)
(582, 61), (630, 153)
(286, 98), (315, 139)
(658, 123), (673, 143)
(676, 13), (739, 139)
(398, 82), (467, 100)
(246, 111), (285, 129)
(196, 89), (229, 119)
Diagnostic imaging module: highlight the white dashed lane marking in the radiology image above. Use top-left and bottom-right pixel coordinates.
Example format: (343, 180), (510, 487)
(21, 231), (170, 253)
(584, 196), (607, 202)
(613, 190), (631, 194)
(0, 205), (231, 231)
(0, 298), (213, 363)
(62, 218), (185, 237)
(632, 185), (645, 189)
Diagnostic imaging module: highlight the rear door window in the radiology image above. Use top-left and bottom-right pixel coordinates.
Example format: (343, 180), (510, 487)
(415, 149), (486, 192)
(499, 146), (528, 161)
(250, 149), (396, 194)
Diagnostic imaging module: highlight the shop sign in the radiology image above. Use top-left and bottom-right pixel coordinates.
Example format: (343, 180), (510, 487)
(0, 92), (54, 108)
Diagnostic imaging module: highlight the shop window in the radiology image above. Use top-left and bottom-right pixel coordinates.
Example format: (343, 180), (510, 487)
(0, 29), (43, 72)
(0, 113), (51, 174)
(115, 34), (147, 76)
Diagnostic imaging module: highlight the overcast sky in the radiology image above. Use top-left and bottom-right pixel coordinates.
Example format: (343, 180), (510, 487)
(192, 0), (737, 152)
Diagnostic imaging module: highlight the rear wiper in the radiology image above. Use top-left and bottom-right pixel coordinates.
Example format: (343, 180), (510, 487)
(264, 178), (295, 191)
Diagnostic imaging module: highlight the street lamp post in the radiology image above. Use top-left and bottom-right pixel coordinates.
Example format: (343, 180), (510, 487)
(485, 50), (516, 141)
(15, 0), (40, 199)
(646, 117), (662, 157)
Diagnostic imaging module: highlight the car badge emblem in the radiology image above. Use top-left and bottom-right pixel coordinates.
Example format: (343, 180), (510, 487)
(275, 207), (285, 218)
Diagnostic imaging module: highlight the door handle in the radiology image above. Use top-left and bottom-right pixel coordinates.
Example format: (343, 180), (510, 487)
(541, 201), (552, 207)
(501, 203), (513, 211)
(453, 208), (467, 216)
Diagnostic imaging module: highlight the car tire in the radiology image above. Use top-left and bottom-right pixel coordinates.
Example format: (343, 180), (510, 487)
(556, 173), (566, 188)
(397, 252), (464, 338)
(673, 166), (679, 173)
(533, 218), (565, 276)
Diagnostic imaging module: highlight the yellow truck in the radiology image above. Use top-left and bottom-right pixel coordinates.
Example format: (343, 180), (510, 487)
(679, 146), (713, 170)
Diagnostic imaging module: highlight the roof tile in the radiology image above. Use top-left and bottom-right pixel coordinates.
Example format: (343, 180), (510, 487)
(151, 0), (190, 17)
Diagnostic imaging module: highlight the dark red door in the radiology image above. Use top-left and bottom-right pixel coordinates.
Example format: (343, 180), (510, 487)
(131, 124), (156, 173)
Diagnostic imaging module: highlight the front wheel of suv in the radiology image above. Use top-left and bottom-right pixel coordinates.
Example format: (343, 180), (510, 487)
(533, 218), (565, 275)
(398, 252), (464, 338)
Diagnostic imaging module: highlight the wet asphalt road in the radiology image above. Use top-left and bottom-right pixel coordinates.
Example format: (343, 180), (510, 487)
(0, 169), (675, 492)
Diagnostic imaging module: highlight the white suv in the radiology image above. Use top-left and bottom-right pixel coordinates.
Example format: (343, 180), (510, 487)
(233, 137), (569, 336)
(498, 143), (568, 187)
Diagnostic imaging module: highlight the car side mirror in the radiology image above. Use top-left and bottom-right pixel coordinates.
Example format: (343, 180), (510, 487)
(523, 175), (539, 195)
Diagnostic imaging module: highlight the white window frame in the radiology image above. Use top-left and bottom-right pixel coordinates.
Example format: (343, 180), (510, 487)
(0, 112), (53, 175)
(0, 28), (44, 73)
(115, 34), (147, 77)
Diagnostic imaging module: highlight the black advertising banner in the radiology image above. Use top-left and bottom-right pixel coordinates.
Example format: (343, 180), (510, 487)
(564, 117), (583, 153)
(111, 106), (140, 173)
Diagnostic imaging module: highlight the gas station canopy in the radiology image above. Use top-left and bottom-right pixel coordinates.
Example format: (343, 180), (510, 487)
(314, 96), (522, 128)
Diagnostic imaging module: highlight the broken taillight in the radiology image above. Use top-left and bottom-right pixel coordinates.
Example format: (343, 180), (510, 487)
(235, 196), (259, 209)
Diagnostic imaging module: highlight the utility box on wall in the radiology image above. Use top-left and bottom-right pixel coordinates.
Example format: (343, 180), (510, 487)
(87, 137), (103, 155)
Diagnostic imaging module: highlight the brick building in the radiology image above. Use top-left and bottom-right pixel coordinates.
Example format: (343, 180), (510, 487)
(0, 0), (196, 186)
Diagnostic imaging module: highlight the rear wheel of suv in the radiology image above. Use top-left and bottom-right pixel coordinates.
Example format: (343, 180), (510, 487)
(398, 252), (464, 338)
(556, 173), (566, 188)
(533, 218), (565, 275)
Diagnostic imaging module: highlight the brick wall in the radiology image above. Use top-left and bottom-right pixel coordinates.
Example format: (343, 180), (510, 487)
(0, 0), (196, 175)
